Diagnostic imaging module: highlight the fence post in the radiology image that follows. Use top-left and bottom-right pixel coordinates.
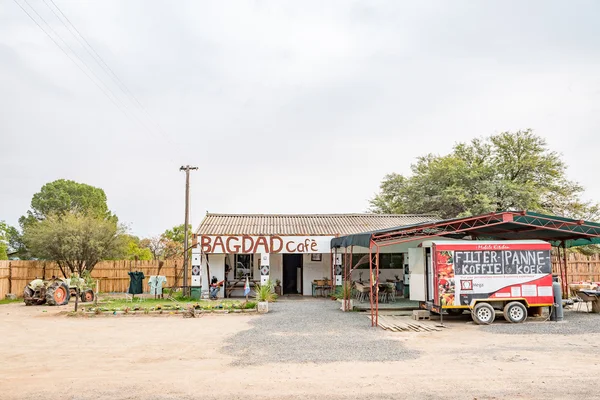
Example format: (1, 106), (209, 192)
(8, 261), (12, 295)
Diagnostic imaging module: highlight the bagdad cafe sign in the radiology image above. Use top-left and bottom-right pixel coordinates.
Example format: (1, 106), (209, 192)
(199, 235), (333, 254)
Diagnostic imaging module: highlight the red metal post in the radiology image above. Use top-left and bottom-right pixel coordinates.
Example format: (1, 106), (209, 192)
(347, 245), (354, 311)
(344, 247), (348, 306)
(562, 241), (569, 296)
(369, 241), (374, 327)
(375, 244), (380, 327)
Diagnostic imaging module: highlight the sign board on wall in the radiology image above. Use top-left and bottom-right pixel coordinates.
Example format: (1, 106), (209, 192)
(200, 235), (333, 254)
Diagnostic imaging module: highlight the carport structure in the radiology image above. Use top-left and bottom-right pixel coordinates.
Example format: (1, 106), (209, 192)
(330, 211), (600, 326)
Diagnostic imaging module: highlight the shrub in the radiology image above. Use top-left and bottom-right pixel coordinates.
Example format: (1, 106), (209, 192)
(244, 301), (257, 309)
(255, 280), (277, 302)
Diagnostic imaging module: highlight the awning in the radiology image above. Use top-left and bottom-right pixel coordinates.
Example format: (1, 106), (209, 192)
(331, 211), (600, 249)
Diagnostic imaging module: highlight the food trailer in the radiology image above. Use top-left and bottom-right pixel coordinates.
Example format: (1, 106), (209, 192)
(409, 240), (554, 324)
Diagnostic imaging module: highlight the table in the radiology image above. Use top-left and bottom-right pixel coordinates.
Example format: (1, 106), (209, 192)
(312, 282), (333, 297)
(580, 290), (600, 313)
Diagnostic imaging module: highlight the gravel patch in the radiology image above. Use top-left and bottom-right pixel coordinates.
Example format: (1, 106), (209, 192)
(221, 299), (419, 365)
(480, 309), (600, 335)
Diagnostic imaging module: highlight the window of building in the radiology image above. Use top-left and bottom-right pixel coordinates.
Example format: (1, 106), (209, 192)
(350, 253), (403, 269)
(234, 254), (253, 279)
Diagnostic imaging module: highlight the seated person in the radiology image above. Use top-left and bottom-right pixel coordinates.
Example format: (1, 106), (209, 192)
(209, 276), (224, 300)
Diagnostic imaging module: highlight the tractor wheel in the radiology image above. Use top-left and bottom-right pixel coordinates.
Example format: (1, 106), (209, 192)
(81, 289), (95, 303)
(23, 286), (35, 306)
(46, 281), (71, 306)
(471, 302), (496, 325)
(503, 301), (528, 323)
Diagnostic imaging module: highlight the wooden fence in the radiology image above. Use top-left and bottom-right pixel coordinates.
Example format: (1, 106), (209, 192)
(1, 253), (600, 299)
(0, 259), (186, 299)
(552, 253), (600, 283)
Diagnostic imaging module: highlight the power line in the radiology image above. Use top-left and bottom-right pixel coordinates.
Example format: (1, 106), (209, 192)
(12, 0), (127, 117)
(43, 0), (172, 142)
(14, 0), (164, 142)
(13, 0), (183, 166)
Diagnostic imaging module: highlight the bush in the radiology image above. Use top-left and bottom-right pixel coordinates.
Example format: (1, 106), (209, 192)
(255, 280), (277, 302)
(244, 301), (257, 309)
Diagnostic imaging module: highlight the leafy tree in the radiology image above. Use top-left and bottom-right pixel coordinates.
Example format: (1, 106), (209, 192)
(0, 222), (28, 259)
(140, 236), (165, 260)
(124, 235), (153, 261)
(23, 212), (126, 277)
(162, 224), (190, 243)
(0, 221), (8, 260)
(19, 179), (119, 259)
(159, 224), (191, 260)
(19, 179), (116, 228)
(370, 130), (599, 220)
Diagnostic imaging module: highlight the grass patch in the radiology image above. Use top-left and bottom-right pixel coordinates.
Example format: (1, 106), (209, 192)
(92, 297), (254, 312)
(0, 298), (21, 305)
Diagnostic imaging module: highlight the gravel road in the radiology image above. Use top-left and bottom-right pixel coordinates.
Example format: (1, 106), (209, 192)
(222, 298), (419, 365)
(480, 309), (600, 335)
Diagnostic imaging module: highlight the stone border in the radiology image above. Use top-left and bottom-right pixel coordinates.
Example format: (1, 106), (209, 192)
(81, 308), (258, 316)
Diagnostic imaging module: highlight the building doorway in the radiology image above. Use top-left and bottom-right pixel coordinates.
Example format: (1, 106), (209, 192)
(282, 254), (303, 295)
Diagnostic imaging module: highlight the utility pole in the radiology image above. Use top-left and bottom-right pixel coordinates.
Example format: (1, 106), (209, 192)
(180, 165), (198, 297)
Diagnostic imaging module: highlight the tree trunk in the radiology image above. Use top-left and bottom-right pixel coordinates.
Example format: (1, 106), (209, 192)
(74, 287), (79, 312)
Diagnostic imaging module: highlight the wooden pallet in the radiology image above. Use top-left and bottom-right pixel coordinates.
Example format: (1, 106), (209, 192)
(369, 315), (443, 332)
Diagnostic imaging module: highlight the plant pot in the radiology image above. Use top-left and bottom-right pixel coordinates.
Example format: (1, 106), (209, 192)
(275, 285), (282, 296)
(339, 299), (354, 311)
(257, 301), (269, 313)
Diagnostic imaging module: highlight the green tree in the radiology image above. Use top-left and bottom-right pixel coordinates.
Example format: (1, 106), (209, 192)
(23, 212), (126, 277)
(0, 221), (8, 260)
(159, 224), (191, 260)
(140, 236), (165, 260)
(124, 235), (153, 261)
(19, 179), (116, 228)
(370, 130), (599, 220)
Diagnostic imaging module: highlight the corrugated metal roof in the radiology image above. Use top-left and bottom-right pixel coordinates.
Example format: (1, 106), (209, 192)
(196, 213), (439, 236)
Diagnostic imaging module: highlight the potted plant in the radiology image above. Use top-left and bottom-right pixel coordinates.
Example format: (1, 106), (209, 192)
(274, 279), (282, 296)
(255, 279), (277, 313)
(340, 281), (354, 311)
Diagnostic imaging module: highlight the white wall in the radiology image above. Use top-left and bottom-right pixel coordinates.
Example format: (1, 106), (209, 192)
(302, 253), (332, 296)
(201, 253), (225, 299)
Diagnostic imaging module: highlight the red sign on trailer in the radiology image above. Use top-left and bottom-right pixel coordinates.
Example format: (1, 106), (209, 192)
(433, 241), (554, 308)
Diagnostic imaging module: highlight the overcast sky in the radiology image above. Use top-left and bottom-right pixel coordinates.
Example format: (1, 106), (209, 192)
(1, 0), (599, 237)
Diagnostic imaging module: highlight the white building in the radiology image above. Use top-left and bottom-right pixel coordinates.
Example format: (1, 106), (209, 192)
(193, 213), (436, 298)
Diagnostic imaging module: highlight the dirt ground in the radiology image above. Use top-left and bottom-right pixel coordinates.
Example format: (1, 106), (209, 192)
(1, 301), (599, 400)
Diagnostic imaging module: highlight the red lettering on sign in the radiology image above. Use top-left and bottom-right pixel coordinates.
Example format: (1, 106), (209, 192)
(200, 236), (212, 253)
(213, 236), (225, 254)
(286, 241), (295, 253)
(254, 236), (269, 253)
(242, 236), (254, 253)
(310, 241), (317, 252)
(226, 236), (240, 253)
(270, 236), (283, 253)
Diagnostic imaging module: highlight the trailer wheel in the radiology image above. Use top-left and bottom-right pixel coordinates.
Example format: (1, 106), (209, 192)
(471, 302), (495, 325)
(503, 301), (527, 323)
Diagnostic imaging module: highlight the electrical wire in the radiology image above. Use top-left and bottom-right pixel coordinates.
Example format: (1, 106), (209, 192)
(12, 0), (130, 121)
(21, 0), (131, 112)
(43, 0), (172, 142)
(14, 0), (170, 145)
